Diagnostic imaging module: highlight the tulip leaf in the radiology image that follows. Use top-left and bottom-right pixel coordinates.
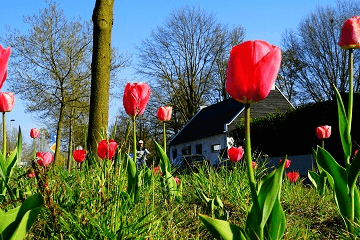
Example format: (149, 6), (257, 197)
(333, 86), (351, 158)
(348, 152), (360, 191)
(308, 170), (327, 195)
(199, 214), (247, 240)
(126, 154), (139, 203)
(264, 196), (286, 240)
(355, 188), (360, 222)
(15, 127), (22, 165)
(245, 157), (285, 239)
(257, 155), (285, 228)
(1, 193), (43, 239)
(154, 140), (171, 173)
(316, 147), (350, 218)
(308, 170), (320, 189)
(5, 147), (18, 180)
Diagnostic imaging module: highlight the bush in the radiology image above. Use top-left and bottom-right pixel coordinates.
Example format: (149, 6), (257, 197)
(230, 93), (360, 165)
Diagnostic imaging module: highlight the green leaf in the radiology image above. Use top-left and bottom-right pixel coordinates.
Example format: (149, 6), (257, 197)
(16, 127), (22, 165)
(355, 188), (360, 223)
(308, 170), (327, 195)
(348, 152), (360, 190)
(1, 193), (43, 239)
(154, 140), (171, 173)
(257, 155), (285, 228)
(245, 158), (285, 239)
(264, 196), (286, 240)
(5, 147), (18, 180)
(316, 147), (350, 218)
(308, 170), (320, 189)
(199, 214), (247, 240)
(333, 85), (351, 158)
(0, 207), (20, 233)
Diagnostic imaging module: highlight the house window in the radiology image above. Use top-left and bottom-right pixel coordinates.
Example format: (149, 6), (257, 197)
(172, 149), (177, 160)
(196, 144), (202, 154)
(211, 144), (221, 152)
(182, 146), (191, 155)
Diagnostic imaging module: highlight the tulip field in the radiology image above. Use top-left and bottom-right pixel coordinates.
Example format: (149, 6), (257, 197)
(2, 12), (360, 240)
(1, 159), (345, 239)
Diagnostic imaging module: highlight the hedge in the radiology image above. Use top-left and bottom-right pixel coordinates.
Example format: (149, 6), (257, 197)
(230, 93), (360, 166)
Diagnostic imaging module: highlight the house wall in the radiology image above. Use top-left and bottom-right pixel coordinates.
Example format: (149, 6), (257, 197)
(169, 133), (227, 165)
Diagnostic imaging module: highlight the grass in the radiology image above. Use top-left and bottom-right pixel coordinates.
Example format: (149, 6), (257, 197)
(2, 157), (346, 239)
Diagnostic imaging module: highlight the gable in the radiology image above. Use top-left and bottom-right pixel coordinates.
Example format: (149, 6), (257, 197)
(227, 87), (293, 131)
(169, 98), (244, 146)
(170, 86), (293, 146)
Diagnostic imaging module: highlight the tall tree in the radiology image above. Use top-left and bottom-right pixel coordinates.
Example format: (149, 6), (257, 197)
(2, 1), (93, 163)
(137, 6), (245, 126)
(87, 0), (115, 157)
(280, 0), (360, 104)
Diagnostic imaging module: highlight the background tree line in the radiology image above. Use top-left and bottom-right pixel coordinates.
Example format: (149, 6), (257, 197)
(3, 0), (360, 165)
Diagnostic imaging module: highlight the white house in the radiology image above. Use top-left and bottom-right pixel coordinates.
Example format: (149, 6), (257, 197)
(168, 86), (293, 165)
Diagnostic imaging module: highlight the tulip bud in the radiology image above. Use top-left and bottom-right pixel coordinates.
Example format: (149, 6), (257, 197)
(226, 40), (281, 104)
(286, 172), (300, 183)
(73, 149), (87, 163)
(228, 146), (244, 162)
(0, 92), (15, 112)
(174, 176), (180, 185)
(316, 125), (331, 139)
(279, 158), (291, 169)
(36, 152), (54, 166)
(157, 106), (172, 121)
(97, 139), (118, 160)
(123, 82), (151, 118)
(30, 128), (40, 139)
(0, 45), (11, 90)
(338, 16), (360, 50)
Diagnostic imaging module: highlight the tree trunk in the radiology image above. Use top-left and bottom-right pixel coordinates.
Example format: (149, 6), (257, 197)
(67, 108), (74, 171)
(87, 0), (114, 159)
(54, 103), (65, 164)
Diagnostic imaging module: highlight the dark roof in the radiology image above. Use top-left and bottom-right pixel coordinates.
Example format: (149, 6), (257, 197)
(169, 87), (293, 146)
(169, 98), (244, 146)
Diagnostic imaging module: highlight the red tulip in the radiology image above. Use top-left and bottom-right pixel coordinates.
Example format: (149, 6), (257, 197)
(228, 146), (244, 162)
(279, 158), (291, 169)
(153, 165), (162, 175)
(30, 128), (40, 138)
(27, 171), (36, 178)
(97, 139), (118, 160)
(0, 92), (15, 112)
(338, 16), (360, 50)
(123, 82), (151, 118)
(174, 176), (180, 185)
(226, 40), (281, 104)
(252, 161), (257, 169)
(36, 152), (54, 166)
(286, 172), (300, 183)
(355, 150), (359, 157)
(73, 149), (87, 163)
(316, 125), (331, 140)
(157, 106), (172, 121)
(0, 45), (11, 90)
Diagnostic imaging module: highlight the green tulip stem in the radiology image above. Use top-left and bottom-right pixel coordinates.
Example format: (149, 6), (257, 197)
(163, 121), (166, 154)
(347, 49), (354, 166)
(133, 116), (137, 165)
(3, 112), (6, 158)
(321, 140), (324, 149)
(245, 104), (261, 226)
(348, 49), (355, 231)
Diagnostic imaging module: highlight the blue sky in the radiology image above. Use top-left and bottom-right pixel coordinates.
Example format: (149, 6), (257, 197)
(0, 0), (337, 144)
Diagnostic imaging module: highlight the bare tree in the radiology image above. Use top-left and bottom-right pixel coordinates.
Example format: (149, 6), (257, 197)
(2, 1), (93, 163)
(137, 6), (245, 126)
(280, 0), (360, 104)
